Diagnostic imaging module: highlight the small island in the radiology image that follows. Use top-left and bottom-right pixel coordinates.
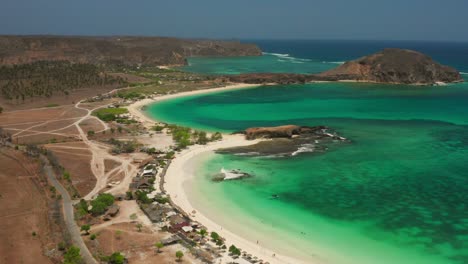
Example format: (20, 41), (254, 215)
(228, 48), (463, 85)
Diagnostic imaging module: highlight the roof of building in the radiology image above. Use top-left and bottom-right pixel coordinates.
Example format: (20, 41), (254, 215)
(181, 226), (193, 233)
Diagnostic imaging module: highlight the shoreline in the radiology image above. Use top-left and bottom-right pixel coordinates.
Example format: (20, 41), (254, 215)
(128, 83), (313, 264)
(127, 83), (260, 128)
(164, 135), (311, 264)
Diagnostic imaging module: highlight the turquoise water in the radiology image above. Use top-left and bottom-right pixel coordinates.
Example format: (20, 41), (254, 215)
(147, 42), (468, 264)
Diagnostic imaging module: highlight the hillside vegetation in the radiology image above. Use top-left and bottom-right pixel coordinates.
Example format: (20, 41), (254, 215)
(0, 61), (126, 101)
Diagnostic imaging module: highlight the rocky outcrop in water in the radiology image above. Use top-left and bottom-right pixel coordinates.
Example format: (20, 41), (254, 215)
(0, 36), (262, 66)
(240, 125), (341, 140)
(220, 125), (347, 157)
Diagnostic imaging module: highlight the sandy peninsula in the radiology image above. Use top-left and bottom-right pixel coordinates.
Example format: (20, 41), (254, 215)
(128, 83), (315, 264)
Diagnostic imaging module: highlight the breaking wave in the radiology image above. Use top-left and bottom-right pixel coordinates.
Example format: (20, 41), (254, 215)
(291, 144), (315, 156)
(460, 72), (468, 75)
(322, 61), (345, 65)
(263, 52), (312, 63)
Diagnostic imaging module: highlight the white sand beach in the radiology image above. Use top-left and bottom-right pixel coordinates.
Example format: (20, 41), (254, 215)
(128, 83), (314, 264)
(164, 135), (311, 264)
(127, 83), (260, 128)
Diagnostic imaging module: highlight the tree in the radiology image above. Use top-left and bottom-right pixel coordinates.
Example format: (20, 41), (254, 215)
(80, 224), (91, 235)
(90, 234), (97, 240)
(155, 242), (164, 253)
(63, 246), (83, 264)
(90, 201), (107, 215)
(87, 130), (95, 137)
(229, 245), (241, 256)
(108, 252), (125, 264)
(210, 231), (220, 242)
(216, 239), (224, 247)
(199, 229), (207, 238)
(90, 193), (115, 215)
(196, 131), (209, 145)
(175, 250), (184, 262)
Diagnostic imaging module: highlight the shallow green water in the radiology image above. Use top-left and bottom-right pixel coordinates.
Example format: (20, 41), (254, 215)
(146, 81), (468, 264)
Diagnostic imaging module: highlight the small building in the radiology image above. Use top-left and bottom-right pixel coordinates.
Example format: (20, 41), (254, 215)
(169, 215), (189, 232)
(165, 211), (177, 218)
(141, 168), (157, 177)
(181, 226), (193, 233)
(130, 177), (152, 191)
(141, 203), (169, 223)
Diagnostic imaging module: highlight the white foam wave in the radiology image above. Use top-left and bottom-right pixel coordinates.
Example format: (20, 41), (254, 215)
(264, 52), (312, 63)
(291, 144), (315, 156)
(322, 61), (345, 65)
(263, 52), (290, 58)
(234, 152), (260, 156)
(460, 72), (468, 75)
(220, 168), (249, 180)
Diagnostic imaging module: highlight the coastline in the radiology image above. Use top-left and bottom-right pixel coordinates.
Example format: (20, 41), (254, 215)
(128, 83), (313, 264)
(164, 135), (311, 264)
(127, 83), (260, 128)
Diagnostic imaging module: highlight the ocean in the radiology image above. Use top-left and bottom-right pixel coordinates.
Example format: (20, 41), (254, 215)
(145, 40), (468, 264)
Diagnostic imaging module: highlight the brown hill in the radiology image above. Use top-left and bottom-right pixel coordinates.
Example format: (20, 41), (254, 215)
(0, 35), (261, 66)
(318, 48), (463, 84)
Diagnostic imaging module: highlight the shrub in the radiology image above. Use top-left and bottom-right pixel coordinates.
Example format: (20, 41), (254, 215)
(108, 252), (125, 264)
(90, 193), (114, 215)
(63, 246), (83, 264)
(58, 242), (66, 251)
(211, 132), (223, 141)
(63, 171), (71, 181)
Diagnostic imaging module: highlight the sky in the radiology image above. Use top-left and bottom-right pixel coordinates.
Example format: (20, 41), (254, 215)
(1, 0), (467, 42)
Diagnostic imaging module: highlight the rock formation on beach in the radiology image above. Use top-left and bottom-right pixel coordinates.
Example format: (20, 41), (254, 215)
(317, 48), (463, 84)
(0, 36), (262, 66)
(228, 48), (463, 85)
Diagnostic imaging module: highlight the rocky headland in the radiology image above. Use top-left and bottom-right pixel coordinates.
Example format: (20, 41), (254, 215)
(0, 36), (262, 66)
(228, 48), (463, 85)
(317, 48), (463, 84)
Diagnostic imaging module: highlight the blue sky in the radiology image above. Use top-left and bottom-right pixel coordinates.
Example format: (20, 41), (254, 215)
(1, 0), (467, 41)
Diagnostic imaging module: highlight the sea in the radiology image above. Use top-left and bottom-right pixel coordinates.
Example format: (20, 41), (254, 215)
(145, 40), (468, 264)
